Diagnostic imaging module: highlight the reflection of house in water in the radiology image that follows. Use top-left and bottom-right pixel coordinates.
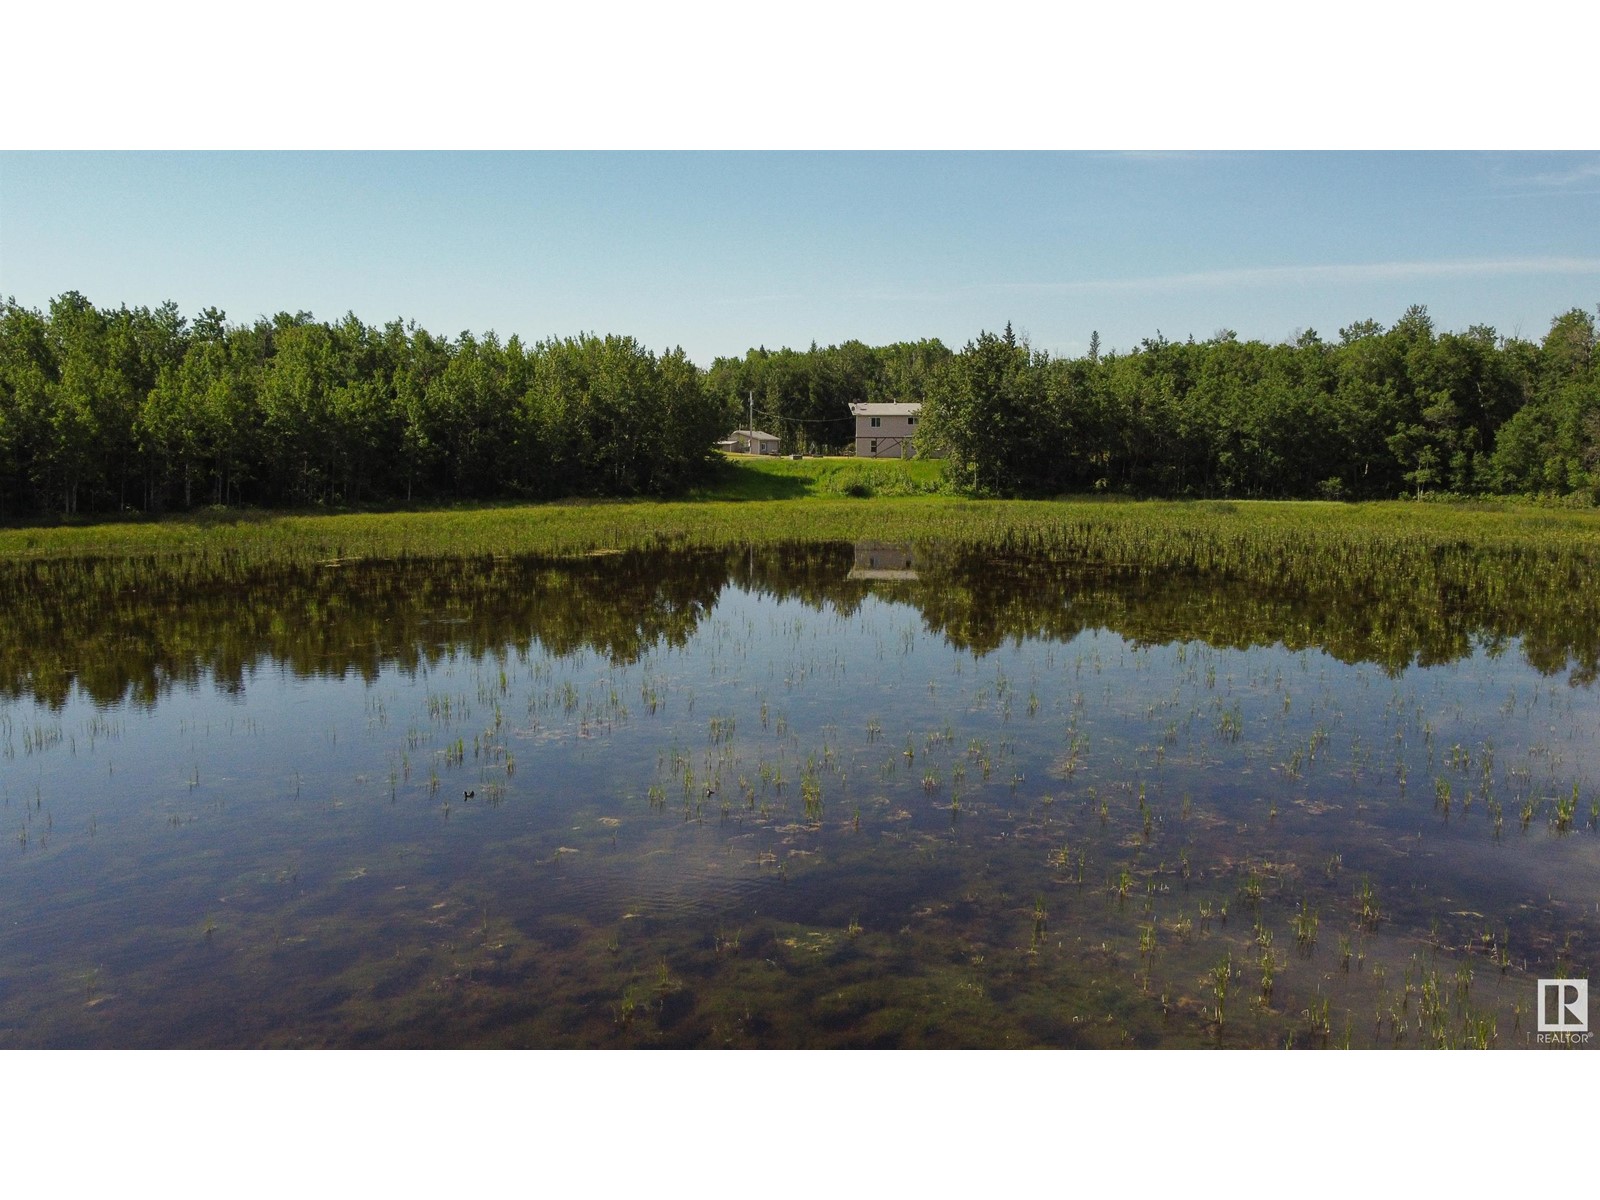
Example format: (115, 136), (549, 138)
(847, 541), (919, 582)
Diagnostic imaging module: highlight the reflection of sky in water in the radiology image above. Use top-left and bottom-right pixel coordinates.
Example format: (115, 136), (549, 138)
(11, 580), (1598, 838)
(2, 576), (1596, 1047)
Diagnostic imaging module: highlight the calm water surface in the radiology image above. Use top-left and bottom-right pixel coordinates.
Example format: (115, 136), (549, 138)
(2, 544), (1596, 1047)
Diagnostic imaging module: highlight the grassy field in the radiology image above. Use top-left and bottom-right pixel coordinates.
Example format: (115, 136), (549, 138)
(2, 454), (1600, 568)
(688, 453), (945, 500)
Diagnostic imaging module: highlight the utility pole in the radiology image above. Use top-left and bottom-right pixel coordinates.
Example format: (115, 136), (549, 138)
(747, 389), (754, 433)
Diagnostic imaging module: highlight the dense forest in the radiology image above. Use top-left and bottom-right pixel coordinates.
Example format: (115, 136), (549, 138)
(0, 293), (1596, 516)
(0, 294), (725, 516)
(922, 309), (1600, 500)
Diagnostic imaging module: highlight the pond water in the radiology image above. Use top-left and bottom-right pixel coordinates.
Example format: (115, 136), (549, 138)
(1, 542), (1596, 1048)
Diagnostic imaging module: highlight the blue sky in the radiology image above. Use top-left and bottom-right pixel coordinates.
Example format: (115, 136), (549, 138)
(3, 151), (1595, 364)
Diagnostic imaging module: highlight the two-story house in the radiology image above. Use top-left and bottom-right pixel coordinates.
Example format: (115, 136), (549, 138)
(849, 402), (921, 459)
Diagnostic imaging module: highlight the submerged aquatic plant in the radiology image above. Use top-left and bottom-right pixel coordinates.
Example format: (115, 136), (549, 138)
(1212, 952), (1232, 1032)
(1357, 879), (1381, 931)
(1554, 784), (1578, 833)
(1292, 901), (1319, 951)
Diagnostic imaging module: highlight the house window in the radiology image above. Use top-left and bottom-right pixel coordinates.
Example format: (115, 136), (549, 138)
(870, 416), (881, 428)
(908, 416), (917, 426)
(870, 439), (878, 454)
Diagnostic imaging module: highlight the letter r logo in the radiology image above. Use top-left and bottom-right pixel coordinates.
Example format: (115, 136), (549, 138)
(1537, 979), (1589, 1032)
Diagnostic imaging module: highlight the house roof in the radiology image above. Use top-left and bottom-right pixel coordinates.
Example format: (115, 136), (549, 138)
(849, 402), (922, 417)
(733, 428), (779, 440)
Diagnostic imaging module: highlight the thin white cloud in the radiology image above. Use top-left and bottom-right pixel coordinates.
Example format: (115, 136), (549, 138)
(1508, 160), (1600, 188)
(990, 257), (1600, 295)
(707, 292), (812, 307)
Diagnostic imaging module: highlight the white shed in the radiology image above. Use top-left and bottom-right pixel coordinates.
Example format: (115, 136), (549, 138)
(728, 429), (781, 455)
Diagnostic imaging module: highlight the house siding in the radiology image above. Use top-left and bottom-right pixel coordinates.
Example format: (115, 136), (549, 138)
(850, 403), (921, 459)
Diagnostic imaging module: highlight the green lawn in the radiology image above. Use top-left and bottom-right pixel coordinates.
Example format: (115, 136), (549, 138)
(689, 453), (946, 500)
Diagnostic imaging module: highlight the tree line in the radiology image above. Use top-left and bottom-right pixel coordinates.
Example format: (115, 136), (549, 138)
(1, 293), (1596, 516)
(0, 294), (725, 516)
(922, 309), (1599, 501)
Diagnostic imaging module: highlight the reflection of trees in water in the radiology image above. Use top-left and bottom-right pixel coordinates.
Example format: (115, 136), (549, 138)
(919, 545), (1599, 682)
(2, 538), (1598, 709)
(0, 551), (733, 709)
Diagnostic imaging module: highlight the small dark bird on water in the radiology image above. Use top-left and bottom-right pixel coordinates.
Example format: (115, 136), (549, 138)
(464, 789), (475, 800)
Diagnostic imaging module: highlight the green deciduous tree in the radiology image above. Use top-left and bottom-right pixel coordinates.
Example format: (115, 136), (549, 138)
(922, 327), (1054, 496)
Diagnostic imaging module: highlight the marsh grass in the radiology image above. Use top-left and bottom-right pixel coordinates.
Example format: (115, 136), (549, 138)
(8, 493), (1600, 579)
